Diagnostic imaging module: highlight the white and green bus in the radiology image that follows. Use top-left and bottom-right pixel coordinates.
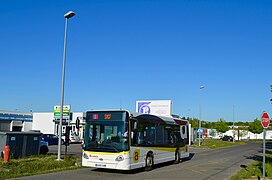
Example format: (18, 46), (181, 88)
(82, 110), (190, 171)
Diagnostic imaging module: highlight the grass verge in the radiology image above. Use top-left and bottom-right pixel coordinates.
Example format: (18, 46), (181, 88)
(191, 139), (245, 149)
(230, 161), (263, 180)
(231, 148), (272, 180)
(0, 155), (82, 180)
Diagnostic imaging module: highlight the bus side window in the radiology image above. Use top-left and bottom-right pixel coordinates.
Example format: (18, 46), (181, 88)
(131, 131), (137, 145)
(156, 125), (164, 145)
(164, 126), (173, 145)
(137, 131), (144, 145)
(169, 132), (174, 144)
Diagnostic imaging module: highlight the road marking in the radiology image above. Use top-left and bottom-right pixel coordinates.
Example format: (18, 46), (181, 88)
(184, 167), (218, 180)
(144, 179), (183, 180)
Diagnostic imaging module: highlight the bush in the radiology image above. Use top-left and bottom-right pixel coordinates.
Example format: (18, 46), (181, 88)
(211, 144), (216, 148)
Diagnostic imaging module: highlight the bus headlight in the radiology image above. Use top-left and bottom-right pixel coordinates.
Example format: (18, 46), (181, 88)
(83, 152), (89, 159)
(115, 155), (124, 162)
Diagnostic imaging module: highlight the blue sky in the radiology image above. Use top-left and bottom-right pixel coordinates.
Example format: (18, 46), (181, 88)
(1, 0), (272, 122)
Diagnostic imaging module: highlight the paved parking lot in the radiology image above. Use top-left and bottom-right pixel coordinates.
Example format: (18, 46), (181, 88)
(48, 143), (82, 157)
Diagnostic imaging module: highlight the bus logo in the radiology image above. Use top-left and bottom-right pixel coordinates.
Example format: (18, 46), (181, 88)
(104, 114), (111, 119)
(134, 150), (140, 163)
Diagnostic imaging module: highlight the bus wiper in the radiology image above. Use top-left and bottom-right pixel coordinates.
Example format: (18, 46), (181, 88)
(83, 147), (96, 151)
(102, 141), (120, 152)
(109, 145), (120, 152)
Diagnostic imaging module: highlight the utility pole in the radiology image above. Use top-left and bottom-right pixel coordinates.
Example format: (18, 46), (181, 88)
(198, 86), (205, 146)
(233, 105), (235, 143)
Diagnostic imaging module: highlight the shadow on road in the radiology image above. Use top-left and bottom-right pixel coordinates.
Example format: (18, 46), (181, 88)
(185, 153), (195, 161)
(92, 167), (145, 174)
(91, 154), (195, 174)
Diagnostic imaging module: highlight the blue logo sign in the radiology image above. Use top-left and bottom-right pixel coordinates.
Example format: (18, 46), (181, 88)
(138, 102), (151, 114)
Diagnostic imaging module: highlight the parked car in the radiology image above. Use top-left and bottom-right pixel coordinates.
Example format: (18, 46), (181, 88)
(39, 141), (49, 155)
(41, 134), (61, 145)
(221, 135), (234, 141)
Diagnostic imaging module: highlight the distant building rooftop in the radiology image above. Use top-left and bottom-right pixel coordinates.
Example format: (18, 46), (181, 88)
(0, 110), (32, 122)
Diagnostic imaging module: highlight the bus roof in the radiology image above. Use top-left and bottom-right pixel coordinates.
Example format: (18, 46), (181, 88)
(130, 112), (188, 126)
(85, 110), (188, 126)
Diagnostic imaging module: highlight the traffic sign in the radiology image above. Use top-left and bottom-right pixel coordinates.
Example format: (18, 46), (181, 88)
(261, 111), (270, 129)
(54, 105), (71, 119)
(197, 128), (203, 133)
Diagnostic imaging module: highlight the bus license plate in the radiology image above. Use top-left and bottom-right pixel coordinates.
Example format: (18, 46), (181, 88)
(95, 164), (106, 168)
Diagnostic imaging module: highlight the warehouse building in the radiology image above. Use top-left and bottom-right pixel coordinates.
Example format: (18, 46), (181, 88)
(0, 110), (33, 132)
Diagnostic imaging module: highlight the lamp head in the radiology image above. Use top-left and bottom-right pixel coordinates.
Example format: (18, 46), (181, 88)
(64, 11), (76, 19)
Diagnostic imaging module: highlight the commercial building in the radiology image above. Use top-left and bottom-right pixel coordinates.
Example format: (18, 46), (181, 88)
(0, 110), (33, 132)
(0, 110), (85, 141)
(32, 112), (85, 140)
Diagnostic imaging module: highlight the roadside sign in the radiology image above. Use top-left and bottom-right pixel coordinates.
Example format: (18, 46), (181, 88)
(261, 111), (270, 180)
(54, 105), (71, 119)
(197, 128), (203, 133)
(261, 111), (270, 129)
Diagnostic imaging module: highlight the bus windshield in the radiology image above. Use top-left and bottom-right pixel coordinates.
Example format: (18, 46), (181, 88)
(84, 111), (129, 152)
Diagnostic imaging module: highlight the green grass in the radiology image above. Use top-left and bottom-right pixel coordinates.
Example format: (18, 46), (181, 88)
(0, 155), (82, 180)
(231, 151), (272, 180)
(191, 139), (245, 149)
(230, 162), (264, 180)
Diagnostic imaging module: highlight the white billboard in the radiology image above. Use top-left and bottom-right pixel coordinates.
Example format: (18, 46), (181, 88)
(136, 100), (172, 117)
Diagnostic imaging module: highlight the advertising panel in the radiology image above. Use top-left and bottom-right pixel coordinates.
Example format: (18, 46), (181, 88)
(136, 100), (172, 117)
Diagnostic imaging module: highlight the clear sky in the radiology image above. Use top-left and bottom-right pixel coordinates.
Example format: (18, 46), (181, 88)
(1, 0), (272, 122)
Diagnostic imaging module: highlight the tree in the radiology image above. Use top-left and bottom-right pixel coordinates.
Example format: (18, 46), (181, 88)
(248, 118), (263, 139)
(188, 118), (198, 129)
(209, 129), (216, 137)
(215, 118), (229, 134)
(203, 121), (216, 129)
(234, 126), (248, 140)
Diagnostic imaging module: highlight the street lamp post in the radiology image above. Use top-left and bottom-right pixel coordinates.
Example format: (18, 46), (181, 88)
(232, 105), (235, 143)
(57, 11), (75, 161)
(198, 86), (205, 146)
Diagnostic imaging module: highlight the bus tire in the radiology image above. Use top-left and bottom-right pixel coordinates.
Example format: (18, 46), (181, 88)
(174, 149), (180, 164)
(145, 153), (154, 171)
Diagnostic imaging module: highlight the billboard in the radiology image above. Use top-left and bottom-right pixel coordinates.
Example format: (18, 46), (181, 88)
(54, 105), (70, 119)
(136, 100), (172, 117)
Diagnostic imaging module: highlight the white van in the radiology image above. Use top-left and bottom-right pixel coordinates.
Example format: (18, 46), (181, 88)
(70, 131), (80, 143)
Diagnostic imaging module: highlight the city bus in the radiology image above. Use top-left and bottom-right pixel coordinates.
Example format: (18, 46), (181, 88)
(82, 110), (190, 171)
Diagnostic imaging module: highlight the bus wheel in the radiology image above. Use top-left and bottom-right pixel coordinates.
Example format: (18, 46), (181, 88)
(145, 153), (154, 171)
(174, 149), (180, 164)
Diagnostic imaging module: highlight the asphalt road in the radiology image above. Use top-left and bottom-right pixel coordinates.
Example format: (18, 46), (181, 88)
(47, 143), (82, 157)
(10, 141), (263, 180)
